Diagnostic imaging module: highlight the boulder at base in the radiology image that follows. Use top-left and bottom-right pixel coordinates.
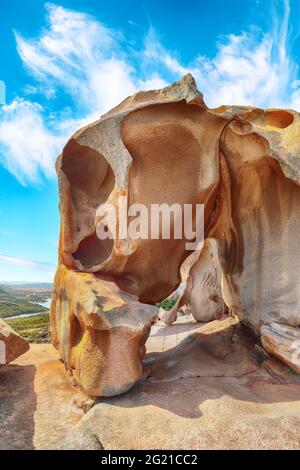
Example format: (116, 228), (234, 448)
(0, 318), (29, 366)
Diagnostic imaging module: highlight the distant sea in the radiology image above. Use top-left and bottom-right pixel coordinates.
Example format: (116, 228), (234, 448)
(37, 299), (51, 309)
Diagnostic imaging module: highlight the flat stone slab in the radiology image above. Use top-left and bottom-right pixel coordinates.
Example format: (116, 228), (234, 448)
(0, 344), (85, 450)
(145, 318), (257, 382)
(147, 314), (204, 352)
(64, 319), (300, 450)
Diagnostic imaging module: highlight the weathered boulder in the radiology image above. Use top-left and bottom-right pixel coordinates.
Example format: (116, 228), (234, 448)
(55, 74), (223, 303)
(52, 73), (300, 395)
(51, 265), (157, 397)
(158, 286), (182, 325)
(178, 238), (228, 322)
(0, 318), (29, 366)
(158, 306), (178, 326)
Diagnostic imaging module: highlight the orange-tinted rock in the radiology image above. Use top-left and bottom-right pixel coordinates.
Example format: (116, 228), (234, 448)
(52, 73), (300, 395)
(0, 318), (29, 365)
(51, 265), (157, 397)
(56, 74), (224, 303)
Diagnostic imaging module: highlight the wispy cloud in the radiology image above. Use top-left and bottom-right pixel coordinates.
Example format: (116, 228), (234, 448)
(0, 99), (64, 184)
(0, 3), (165, 185)
(15, 3), (138, 113)
(0, 1), (299, 185)
(195, 0), (299, 108)
(0, 254), (56, 272)
(143, 0), (299, 109)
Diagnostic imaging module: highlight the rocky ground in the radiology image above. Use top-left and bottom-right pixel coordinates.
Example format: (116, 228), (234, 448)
(1, 316), (300, 450)
(0, 344), (85, 449)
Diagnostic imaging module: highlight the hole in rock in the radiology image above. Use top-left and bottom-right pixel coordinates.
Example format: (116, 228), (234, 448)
(72, 233), (114, 269)
(61, 139), (115, 268)
(61, 139), (115, 201)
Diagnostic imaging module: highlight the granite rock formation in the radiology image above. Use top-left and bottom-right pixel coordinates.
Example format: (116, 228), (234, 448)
(51, 265), (157, 396)
(51, 74), (300, 396)
(0, 318), (29, 366)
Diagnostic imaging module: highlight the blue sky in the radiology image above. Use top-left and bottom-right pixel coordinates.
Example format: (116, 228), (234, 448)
(0, 0), (300, 282)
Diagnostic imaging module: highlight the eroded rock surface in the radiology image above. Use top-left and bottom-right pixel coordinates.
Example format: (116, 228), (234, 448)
(0, 318), (29, 366)
(0, 344), (84, 450)
(56, 74), (222, 302)
(52, 73), (300, 395)
(2, 320), (300, 450)
(51, 265), (157, 397)
(179, 238), (228, 323)
(261, 322), (300, 374)
(64, 319), (300, 450)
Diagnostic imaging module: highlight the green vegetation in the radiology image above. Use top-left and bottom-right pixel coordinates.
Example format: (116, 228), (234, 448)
(159, 293), (179, 311)
(0, 296), (48, 318)
(0, 285), (49, 318)
(0, 284), (52, 342)
(6, 313), (50, 343)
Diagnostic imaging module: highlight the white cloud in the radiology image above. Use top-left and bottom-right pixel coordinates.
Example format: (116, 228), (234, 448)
(137, 73), (168, 91)
(0, 254), (55, 282)
(1, 3), (167, 185)
(1, 0), (299, 185)
(0, 254), (55, 271)
(0, 99), (64, 184)
(15, 4), (169, 114)
(143, 0), (300, 109)
(193, 6), (298, 110)
(143, 27), (189, 77)
(194, 32), (292, 108)
(15, 3), (138, 113)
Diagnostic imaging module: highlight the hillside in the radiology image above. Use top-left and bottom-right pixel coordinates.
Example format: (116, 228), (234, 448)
(0, 285), (49, 318)
(6, 313), (50, 342)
